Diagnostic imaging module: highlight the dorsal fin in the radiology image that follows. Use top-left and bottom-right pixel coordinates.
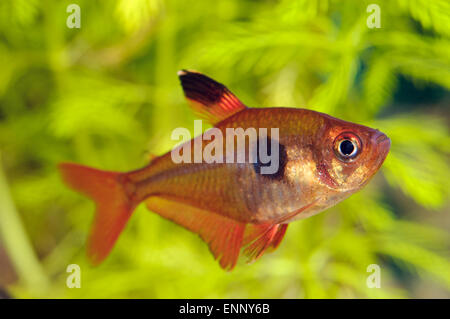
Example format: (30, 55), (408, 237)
(177, 70), (246, 125)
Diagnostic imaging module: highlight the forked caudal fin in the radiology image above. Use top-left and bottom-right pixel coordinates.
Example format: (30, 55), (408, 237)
(59, 163), (136, 265)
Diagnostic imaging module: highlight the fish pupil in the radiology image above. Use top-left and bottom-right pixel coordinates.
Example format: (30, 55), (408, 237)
(340, 140), (355, 156)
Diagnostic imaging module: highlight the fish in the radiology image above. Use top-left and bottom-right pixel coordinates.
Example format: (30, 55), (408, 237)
(59, 70), (391, 270)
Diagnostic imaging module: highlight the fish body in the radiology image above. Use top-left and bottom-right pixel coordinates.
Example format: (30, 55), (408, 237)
(59, 70), (390, 270)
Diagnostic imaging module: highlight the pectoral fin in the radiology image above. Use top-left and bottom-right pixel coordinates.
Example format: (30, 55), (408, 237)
(243, 200), (318, 262)
(243, 223), (288, 262)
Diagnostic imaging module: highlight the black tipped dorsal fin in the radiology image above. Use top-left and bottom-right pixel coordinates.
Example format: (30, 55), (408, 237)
(178, 70), (246, 125)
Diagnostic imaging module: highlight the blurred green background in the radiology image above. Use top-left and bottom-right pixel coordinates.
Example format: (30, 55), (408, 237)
(0, 0), (449, 298)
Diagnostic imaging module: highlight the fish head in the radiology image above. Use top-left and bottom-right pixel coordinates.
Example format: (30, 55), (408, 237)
(313, 116), (391, 193)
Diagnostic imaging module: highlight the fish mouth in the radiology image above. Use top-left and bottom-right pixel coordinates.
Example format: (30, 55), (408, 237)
(375, 132), (390, 145)
(372, 131), (390, 145)
(376, 133), (390, 151)
(372, 131), (391, 167)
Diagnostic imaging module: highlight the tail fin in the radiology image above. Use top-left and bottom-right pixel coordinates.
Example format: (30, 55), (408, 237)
(59, 163), (136, 265)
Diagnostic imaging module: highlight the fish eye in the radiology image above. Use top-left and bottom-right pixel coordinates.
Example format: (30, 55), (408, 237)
(333, 132), (362, 162)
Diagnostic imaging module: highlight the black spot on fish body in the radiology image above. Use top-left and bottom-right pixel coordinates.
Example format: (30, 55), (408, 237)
(252, 136), (287, 180)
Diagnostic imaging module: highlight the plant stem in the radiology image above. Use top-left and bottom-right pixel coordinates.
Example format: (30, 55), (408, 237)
(0, 153), (49, 294)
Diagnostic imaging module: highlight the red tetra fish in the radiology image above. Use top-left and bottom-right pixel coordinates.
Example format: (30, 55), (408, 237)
(59, 70), (390, 270)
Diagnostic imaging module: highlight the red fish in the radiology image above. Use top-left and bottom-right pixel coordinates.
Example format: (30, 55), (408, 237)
(59, 70), (390, 270)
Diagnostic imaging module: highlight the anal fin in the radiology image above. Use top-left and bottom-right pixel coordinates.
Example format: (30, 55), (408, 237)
(145, 197), (315, 269)
(145, 196), (245, 270)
